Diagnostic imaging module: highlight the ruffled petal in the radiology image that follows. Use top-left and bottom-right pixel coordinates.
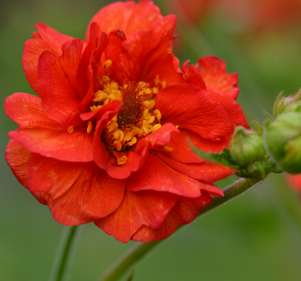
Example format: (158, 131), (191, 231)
(85, 1), (162, 40)
(5, 139), (31, 189)
(38, 50), (82, 127)
(115, 15), (183, 85)
(95, 190), (179, 243)
(29, 154), (126, 225)
(35, 23), (74, 55)
(5, 139), (49, 205)
(183, 64), (207, 90)
(197, 56), (239, 100)
(155, 84), (234, 139)
(22, 39), (53, 96)
(132, 191), (212, 242)
(207, 87), (249, 128)
(127, 153), (210, 197)
(163, 129), (205, 164)
(77, 24), (108, 99)
(60, 39), (83, 94)
(105, 123), (179, 179)
(5, 93), (93, 162)
(92, 101), (122, 170)
(157, 152), (233, 185)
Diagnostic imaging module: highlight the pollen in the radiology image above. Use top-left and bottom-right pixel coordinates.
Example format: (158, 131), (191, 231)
(90, 76), (165, 165)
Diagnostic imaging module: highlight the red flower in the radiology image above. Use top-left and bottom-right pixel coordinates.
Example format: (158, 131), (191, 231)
(5, 1), (248, 242)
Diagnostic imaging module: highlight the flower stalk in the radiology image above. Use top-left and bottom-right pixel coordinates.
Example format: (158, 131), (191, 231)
(49, 225), (82, 281)
(98, 177), (262, 281)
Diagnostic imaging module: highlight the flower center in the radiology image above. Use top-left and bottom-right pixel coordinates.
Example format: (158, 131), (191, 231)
(90, 72), (163, 164)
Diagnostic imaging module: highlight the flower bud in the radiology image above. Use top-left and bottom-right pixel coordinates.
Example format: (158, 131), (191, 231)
(273, 90), (301, 117)
(265, 112), (301, 174)
(230, 126), (266, 166)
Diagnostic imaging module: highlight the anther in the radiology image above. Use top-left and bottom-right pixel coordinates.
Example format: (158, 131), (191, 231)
(153, 109), (161, 120)
(164, 146), (174, 152)
(103, 60), (112, 69)
(151, 124), (161, 132)
(67, 125), (74, 134)
(111, 150), (127, 165)
(153, 87), (159, 94)
(87, 121), (93, 134)
(117, 155), (127, 165)
(102, 76), (110, 82)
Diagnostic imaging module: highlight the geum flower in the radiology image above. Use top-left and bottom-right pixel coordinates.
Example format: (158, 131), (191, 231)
(5, 1), (248, 242)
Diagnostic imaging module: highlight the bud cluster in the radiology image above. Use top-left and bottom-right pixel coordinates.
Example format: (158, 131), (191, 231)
(191, 90), (301, 179)
(265, 90), (301, 174)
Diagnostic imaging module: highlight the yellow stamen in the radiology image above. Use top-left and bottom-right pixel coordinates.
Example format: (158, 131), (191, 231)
(164, 146), (174, 152)
(87, 121), (93, 134)
(117, 155), (127, 165)
(67, 125), (74, 134)
(111, 150), (127, 166)
(151, 124), (161, 132)
(153, 109), (161, 121)
(102, 76), (110, 82)
(103, 59), (112, 69)
(90, 76), (165, 165)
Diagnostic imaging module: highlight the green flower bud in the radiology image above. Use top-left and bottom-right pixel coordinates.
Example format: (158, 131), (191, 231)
(230, 126), (266, 166)
(273, 90), (301, 117)
(265, 112), (301, 174)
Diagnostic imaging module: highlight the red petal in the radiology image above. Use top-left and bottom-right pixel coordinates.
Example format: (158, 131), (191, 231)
(183, 64), (207, 90)
(119, 15), (183, 85)
(38, 50), (81, 127)
(35, 23), (74, 55)
(85, 1), (162, 40)
(156, 84), (234, 139)
(127, 153), (204, 197)
(165, 128), (230, 165)
(77, 24), (108, 99)
(22, 39), (53, 96)
(157, 152), (233, 187)
(32, 31), (42, 39)
(162, 130), (204, 164)
(105, 123), (178, 179)
(59, 39), (83, 93)
(5, 139), (49, 205)
(103, 30), (126, 82)
(197, 56), (239, 100)
(95, 190), (179, 243)
(132, 192), (212, 242)
(6, 93), (93, 162)
(208, 87), (249, 128)
(92, 101), (121, 170)
(5, 139), (31, 189)
(29, 154), (126, 225)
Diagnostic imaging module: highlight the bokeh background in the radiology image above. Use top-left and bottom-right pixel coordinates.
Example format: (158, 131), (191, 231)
(1, 0), (301, 280)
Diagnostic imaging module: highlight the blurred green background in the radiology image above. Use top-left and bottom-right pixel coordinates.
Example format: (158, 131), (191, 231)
(1, 0), (301, 280)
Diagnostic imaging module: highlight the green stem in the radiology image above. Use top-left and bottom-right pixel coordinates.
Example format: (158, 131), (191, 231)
(49, 225), (82, 281)
(99, 178), (262, 281)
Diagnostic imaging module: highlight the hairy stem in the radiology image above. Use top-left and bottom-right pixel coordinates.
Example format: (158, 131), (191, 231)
(99, 178), (262, 281)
